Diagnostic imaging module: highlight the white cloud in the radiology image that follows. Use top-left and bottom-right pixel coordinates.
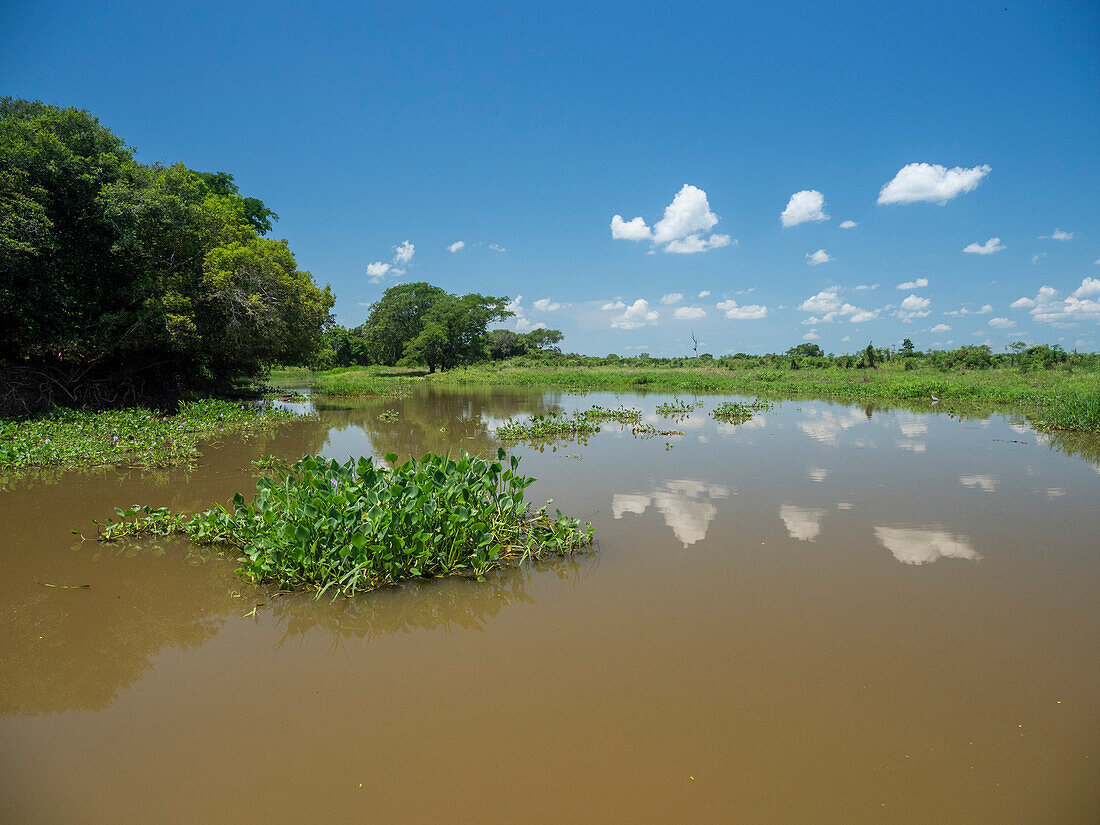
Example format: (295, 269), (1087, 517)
(781, 190), (829, 227)
(610, 214), (652, 241)
(989, 317), (1015, 328)
(964, 237), (1005, 255)
(611, 299), (659, 329)
(716, 299), (768, 320)
(849, 309), (879, 323)
(392, 240), (415, 266)
(976, 304), (993, 314)
(1039, 228), (1074, 241)
(447, 240), (466, 253)
(841, 335), (851, 342)
(600, 300), (626, 311)
(802, 330), (821, 341)
(1010, 297), (1036, 309)
(488, 243), (506, 252)
(674, 306), (706, 320)
(839, 220), (858, 229)
(806, 249), (831, 266)
(930, 323), (951, 333)
(798, 289), (842, 313)
(1012, 279), (1100, 325)
(877, 162), (991, 205)
(698, 290), (711, 298)
(366, 261), (392, 281)
(900, 294), (930, 311)
(664, 233), (733, 254)
(1032, 253), (1046, 264)
(854, 283), (879, 291)
(660, 293), (684, 305)
(1072, 277), (1100, 299)
(896, 278), (928, 290)
(533, 297), (566, 312)
(611, 185), (734, 254)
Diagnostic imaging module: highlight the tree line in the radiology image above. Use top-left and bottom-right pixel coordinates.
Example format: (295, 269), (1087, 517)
(0, 98), (334, 411)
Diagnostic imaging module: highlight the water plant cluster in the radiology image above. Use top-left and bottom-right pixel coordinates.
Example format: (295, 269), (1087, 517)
(711, 399), (773, 424)
(96, 450), (593, 595)
(0, 400), (298, 474)
(573, 405), (642, 424)
(655, 398), (700, 417)
(496, 412), (601, 441)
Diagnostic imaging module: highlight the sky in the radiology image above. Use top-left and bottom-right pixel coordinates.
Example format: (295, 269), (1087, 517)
(3, 0), (1099, 355)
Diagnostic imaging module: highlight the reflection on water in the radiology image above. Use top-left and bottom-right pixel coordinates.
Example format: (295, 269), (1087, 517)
(779, 505), (826, 541)
(612, 479), (730, 546)
(874, 526), (981, 565)
(959, 474), (999, 492)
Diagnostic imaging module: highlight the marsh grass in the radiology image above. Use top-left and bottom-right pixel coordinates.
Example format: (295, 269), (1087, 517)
(97, 449), (593, 595)
(0, 400), (299, 475)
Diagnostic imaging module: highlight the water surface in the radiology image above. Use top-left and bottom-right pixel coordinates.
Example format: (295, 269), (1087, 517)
(2, 387), (1098, 823)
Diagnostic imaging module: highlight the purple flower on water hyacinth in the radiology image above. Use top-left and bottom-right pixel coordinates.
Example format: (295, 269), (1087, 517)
(113, 435), (118, 442)
(330, 478), (338, 489)
(44, 439), (50, 445)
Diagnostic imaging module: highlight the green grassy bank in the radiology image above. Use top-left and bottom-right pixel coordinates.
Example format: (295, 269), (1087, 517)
(271, 362), (1100, 432)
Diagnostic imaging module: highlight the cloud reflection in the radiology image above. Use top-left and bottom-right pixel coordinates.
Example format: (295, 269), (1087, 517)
(959, 474), (998, 492)
(873, 526), (980, 565)
(779, 505), (826, 541)
(612, 479), (730, 546)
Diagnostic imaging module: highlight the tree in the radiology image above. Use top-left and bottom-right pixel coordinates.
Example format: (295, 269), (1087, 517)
(403, 293), (511, 373)
(901, 338), (915, 354)
(486, 329), (525, 360)
(786, 342), (823, 358)
(522, 328), (563, 351)
(360, 282), (447, 366)
(864, 342), (877, 368)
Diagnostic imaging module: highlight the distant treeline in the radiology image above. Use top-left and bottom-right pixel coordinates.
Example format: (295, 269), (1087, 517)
(0, 99), (333, 412)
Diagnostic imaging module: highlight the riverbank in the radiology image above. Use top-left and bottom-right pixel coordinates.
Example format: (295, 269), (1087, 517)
(0, 399), (300, 476)
(270, 363), (1100, 431)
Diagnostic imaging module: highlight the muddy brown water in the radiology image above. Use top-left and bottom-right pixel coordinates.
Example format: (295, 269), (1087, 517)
(1, 387), (1098, 824)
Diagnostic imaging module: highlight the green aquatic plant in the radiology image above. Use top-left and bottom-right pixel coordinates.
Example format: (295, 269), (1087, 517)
(96, 449), (593, 595)
(0, 400), (299, 474)
(574, 405), (643, 424)
(377, 409), (400, 421)
(711, 399), (772, 424)
(496, 413), (600, 441)
(655, 398), (700, 417)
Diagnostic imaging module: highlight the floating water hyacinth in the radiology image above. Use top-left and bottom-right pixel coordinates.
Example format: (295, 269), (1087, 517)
(96, 449), (593, 595)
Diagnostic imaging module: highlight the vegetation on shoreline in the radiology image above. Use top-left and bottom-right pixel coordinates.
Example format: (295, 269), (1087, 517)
(0, 400), (299, 474)
(96, 450), (593, 595)
(273, 354), (1100, 432)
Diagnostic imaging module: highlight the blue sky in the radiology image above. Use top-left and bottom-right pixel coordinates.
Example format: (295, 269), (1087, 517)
(3, 0), (1099, 355)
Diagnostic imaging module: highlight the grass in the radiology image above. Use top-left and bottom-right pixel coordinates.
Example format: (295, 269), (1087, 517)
(280, 362), (1100, 432)
(0, 399), (300, 475)
(96, 449), (593, 595)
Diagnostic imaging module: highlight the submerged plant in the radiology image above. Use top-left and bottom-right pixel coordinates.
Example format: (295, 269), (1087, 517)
(96, 449), (593, 595)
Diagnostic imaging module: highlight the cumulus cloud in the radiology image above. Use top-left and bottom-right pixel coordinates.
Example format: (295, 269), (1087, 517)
(366, 261), (392, 281)
(930, 323), (951, 332)
(964, 237), (1005, 255)
(988, 317), (1015, 328)
(802, 330), (821, 341)
(698, 290), (711, 298)
(611, 299), (659, 329)
(799, 289), (842, 314)
(896, 278), (929, 290)
(806, 249), (831, 266)
(1039, 229), (1074, 240)
(660, 293), (683, 305)
(976, 304), (993, 314)
(877, 162), (991, 205)
(854, 283), (879, 291)
(600, 300), (626, 311)
(447, 240), (466, 253)
(610, 215), (652, 241)
(716, 299), (768, 320)
(839, 220), (858, 229)
(533, 297), (565, 312)
(894, 294), (931, 322)
(781, 190), (829, 227)
(611, 185), (734, 254)
(367, 240), (416, 282)
(505, 296), (545, 332)
(674, 306), (706, 320)
(392, 240), (415, 266)
(1009, 279), (1100, 326)
(849, 309), (879, 323)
